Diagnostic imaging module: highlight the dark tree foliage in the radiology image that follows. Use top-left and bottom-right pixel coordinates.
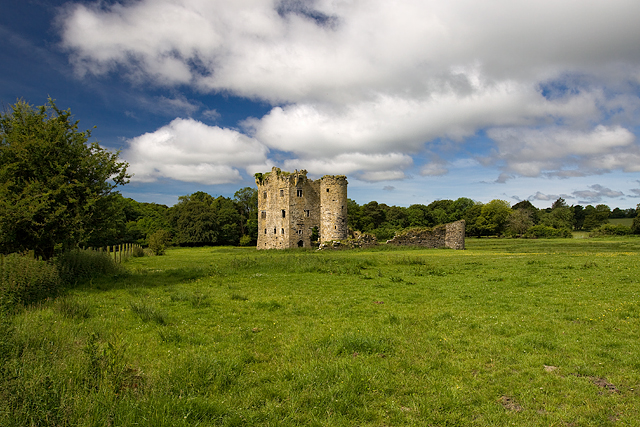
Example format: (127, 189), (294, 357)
(463, 203), (483, 237)
(119, 197), (170, 245)
(551, 197), (568, 210)
(347, 198), (363, 230)
(583, 204), (610, 231)
(512, 200), (537, 211)
(540, 201), (574, 231)
(572, 205), (585, 230)
(212, 196), (241, 245)
(234, 187), (258, 243)
(168, 193), (218, 246)
(0, 99), (129, 259)
(611, 207), (636, 219)
(632, 204), (640, 234)
(406, 204), (430, 227)
(167, 192), (245, 246)
(360, 201), (387, 231)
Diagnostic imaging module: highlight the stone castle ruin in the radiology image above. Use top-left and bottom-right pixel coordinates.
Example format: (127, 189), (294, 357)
(255, 166), (465, 250)
(255, 167), (348, 249)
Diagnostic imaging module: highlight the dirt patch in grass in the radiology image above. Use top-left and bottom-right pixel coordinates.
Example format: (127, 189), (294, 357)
(499, 395), (523, 412)
(570, 374), (619, 393)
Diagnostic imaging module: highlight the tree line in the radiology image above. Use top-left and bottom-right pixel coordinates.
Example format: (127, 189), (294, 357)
(96, 194), (640, 248)
(349, 197), (640, 240)
(2, 99), (639, 259)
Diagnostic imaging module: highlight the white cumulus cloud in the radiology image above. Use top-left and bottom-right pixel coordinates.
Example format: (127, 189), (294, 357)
(58, 0), (640, 182)
(124, 118), (269, 184)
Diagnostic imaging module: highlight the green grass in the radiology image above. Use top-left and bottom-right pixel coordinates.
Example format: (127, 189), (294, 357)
(2, 238), (640, 426)
(609, 218), (634, 227)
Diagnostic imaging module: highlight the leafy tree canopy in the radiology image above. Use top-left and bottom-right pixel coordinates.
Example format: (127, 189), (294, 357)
(0, 99), (129, 258)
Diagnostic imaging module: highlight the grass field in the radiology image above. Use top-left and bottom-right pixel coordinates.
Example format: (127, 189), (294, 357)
(609, 218), (634, 227)
(3, 237), (640, 426)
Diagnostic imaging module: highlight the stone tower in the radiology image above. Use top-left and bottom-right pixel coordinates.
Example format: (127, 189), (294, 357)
(320, 175), (348, 242)
(255, 167), (348, 249)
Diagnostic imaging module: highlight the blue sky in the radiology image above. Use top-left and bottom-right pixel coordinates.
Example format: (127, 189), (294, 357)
(2, 0), (640, 209)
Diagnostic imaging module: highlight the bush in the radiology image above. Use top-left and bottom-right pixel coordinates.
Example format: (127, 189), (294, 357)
(371, 226), (399, 241)
(55, 249), (122, 285)
(239, 235), (254, 246)
(132, 246), (145, 257)
(149, 229), (171, 255)
(589, 224), (632, 237)
(524, 225), (572, 239)
(0, 253), (60, 308)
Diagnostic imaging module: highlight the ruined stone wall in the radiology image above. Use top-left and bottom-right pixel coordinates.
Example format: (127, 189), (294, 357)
(256, 167), (347, 250)
(445, 220), (466, 250)
(386, 220), (465, 249)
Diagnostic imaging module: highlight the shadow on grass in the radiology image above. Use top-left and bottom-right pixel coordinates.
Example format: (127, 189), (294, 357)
(73, 267), (216, 294)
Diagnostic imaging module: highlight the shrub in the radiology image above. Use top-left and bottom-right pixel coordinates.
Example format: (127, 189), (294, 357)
(149, 229), (171, 256)
(524, 225), (572, 239)
(239, 235), (254, 246)
(371, 226), (400, 241)
(0, 253), (60, 308)
(589, 224), (632, 237)
(132, 246), (145, 257)
(632, 214), (640, 234)
(55, 249), (122, 286)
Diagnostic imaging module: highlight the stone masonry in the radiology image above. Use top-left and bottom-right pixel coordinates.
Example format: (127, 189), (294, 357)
(386, 220), (466, 250)
(255, 167), (348, 249)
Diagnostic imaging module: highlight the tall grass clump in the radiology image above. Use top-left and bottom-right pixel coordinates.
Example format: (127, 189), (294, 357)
(0, 253), (60, 308)
(55, 249), (123, 286)
(130, 302), (167, 325)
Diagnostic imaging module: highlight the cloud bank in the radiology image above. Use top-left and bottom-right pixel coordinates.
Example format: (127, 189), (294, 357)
(59, 0), (640, 183)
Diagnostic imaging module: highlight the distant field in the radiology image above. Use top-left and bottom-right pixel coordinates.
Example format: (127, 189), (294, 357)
(609, 218), (634, 226)
(4, 237), (640, 426)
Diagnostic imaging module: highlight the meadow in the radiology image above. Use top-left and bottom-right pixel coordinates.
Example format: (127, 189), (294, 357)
(2, 237), (640, 426)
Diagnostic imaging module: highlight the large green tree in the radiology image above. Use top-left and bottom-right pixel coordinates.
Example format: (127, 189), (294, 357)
(583, 204), (610, 231)
(0, 99), (130, 258)
(540, 198), (574, 230)
(168, 192), (218, 246)
(475, 200), (512, 236)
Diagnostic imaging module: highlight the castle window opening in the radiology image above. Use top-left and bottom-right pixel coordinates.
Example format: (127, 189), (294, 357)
(326, 188), (329, 192)
(280, 189), (284, 196)
(297, 229), (303, 235)
(261, 211), (266, 219)
(263, 191), (267, 199)
(281, 228), (285, 234)
(281, 209), (286, 218)
(297, 189), (303, 197)
(264, 229), (267, 234)
(273, 228), (276, 234)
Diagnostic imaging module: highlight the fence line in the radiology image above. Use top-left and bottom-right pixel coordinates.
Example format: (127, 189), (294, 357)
(84, 243), (143, 264)
(1, 244), (143, 264)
